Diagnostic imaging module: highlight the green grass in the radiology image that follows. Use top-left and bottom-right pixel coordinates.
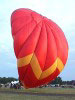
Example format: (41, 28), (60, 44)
(0, 87), (75, 100)
(1, 87), (75, 94)
(0, 93), (75, 100)
(25, 87), (75, 94)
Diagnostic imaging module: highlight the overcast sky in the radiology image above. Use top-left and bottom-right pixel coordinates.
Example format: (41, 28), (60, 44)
(0, 0), (75, 81)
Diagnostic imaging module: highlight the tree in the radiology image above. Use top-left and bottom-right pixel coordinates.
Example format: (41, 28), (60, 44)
(48, 77), (62, 85)
(0, 77), (18, 84)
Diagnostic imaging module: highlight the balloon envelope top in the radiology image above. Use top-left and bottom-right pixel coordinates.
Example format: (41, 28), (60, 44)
(11, 8), (68, 88)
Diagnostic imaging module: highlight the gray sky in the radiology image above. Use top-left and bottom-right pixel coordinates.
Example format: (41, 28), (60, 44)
(0, 0), (75, 81)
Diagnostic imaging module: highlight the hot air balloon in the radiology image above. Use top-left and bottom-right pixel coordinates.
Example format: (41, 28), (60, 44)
(11, 8), (68, 88)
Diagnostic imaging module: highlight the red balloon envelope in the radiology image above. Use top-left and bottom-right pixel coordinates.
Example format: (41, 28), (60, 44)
(11, 8), (68, 88)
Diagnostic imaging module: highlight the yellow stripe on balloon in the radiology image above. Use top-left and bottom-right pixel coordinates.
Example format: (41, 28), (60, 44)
(57, 58), (64, 72)
(17, 53), (64, 80)
(39, 58), (64, 80)
(17, 54), (33, 67)
(39, 59), (57, 80)
(30, 54), (42, 79)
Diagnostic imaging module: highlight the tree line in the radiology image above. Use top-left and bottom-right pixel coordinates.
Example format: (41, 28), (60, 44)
(50, 77), (75, 85)
(0, 76), (75, 85)
(0, 77), (18, 84)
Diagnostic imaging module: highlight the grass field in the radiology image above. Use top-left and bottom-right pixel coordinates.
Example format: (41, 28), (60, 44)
(0, 87), (75, 100)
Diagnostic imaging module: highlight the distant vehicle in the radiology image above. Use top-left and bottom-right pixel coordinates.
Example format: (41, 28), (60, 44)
(50, 84), (59, 87)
